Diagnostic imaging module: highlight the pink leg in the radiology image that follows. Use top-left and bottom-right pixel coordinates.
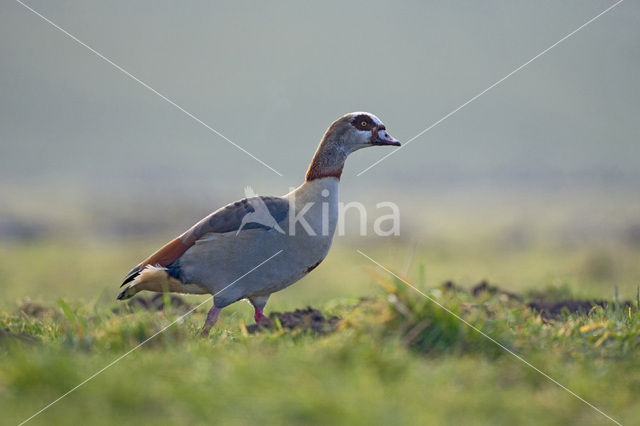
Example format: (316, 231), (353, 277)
(249, 296), (269, 324)
(201, 306), (221, 336)
(254, 306), (265, 323)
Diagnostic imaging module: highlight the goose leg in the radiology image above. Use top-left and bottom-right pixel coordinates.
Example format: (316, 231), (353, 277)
(249, 296), (269, 324)
(201, 305), (221, 336)
(253, 306), (265, 323)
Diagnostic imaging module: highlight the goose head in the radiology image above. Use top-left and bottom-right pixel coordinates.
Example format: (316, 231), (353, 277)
(306, 112), (400, 181)
(326, 112), (400, 155)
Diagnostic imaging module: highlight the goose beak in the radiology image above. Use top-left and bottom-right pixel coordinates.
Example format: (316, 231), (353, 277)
(372, 128), (401, 146)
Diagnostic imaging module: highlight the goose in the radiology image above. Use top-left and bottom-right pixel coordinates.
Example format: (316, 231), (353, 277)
(118, 112), (400, 335)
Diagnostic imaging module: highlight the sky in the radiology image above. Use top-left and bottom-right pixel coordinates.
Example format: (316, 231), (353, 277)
(1, 0), (638, 207)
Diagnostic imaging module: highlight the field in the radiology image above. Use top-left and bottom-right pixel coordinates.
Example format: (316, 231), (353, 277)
(2, 1), (639, 424)
(2, 192), (640, 425)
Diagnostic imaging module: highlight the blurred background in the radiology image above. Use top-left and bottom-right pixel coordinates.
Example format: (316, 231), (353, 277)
(1, 0), (639, 304)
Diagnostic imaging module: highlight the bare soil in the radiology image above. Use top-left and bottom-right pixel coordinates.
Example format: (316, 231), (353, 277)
(246, 307), (340, 334)
(441, 280), (631, 319)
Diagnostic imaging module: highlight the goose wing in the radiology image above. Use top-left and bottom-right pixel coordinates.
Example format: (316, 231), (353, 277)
(121, 196), (289, 286)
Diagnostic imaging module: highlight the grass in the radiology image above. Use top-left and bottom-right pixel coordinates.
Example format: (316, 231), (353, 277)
(1, 234), (640, 425)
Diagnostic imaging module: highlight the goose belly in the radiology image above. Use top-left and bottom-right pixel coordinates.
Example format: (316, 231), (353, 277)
(178, 226), (334, 307)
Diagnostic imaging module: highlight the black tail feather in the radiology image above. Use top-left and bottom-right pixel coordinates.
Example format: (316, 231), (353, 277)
(121, 267), (141, 287)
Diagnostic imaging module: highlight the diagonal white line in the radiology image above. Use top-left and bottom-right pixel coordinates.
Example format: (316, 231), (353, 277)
(357, 0), (625, 176)
(13, 0), (284, 177)
(356, 249), (622, 425)
(17, 249), (283, 426)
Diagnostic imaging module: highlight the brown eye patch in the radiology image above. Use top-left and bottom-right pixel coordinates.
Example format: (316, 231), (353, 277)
(351, 114), (375, 131)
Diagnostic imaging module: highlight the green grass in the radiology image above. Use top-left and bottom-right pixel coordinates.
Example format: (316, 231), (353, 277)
(1, 236), (640, 425)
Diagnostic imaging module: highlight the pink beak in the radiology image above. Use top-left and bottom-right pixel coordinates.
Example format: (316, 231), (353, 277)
(372, 128), (401, 146)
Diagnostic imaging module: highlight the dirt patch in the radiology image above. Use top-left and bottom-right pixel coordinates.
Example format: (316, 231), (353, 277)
(113, 296), (340, 333)
(246, 307), (340, 334)
(18, 302), (55, 318)
(527, 300), (632, 319)
(0, 328), (39, 345)
(441, 280), (631, 319)
(113, 294), (192, 313)
(442, 280), (522, 301)
(470, 280), (522, 301)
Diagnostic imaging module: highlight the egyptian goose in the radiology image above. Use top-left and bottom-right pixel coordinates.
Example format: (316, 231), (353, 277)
(118, 112), (400, 335)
